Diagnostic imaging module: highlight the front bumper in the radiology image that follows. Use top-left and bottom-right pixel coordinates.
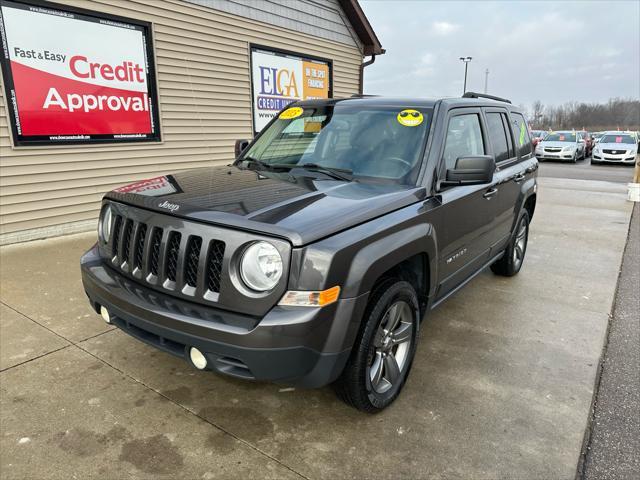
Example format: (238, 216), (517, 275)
(536, 150), (576, 161)
(592, 152), (636, 163)
(81, 245), (367, 387)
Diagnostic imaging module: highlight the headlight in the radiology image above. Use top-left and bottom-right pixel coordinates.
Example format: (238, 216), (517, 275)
(240, 242), (283, 291)
(99, 205), (113, 243)
(563, 146), (575, 152)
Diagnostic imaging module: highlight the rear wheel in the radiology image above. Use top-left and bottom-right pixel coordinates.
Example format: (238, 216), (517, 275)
(333, 279), (419, 413)
(491, 210), (530, 277)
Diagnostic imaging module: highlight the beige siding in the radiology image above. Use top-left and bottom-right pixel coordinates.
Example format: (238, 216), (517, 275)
(0, 0), (362, 240)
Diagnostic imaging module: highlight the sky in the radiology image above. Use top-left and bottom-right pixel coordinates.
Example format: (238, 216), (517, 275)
(360, 0), (640, 109)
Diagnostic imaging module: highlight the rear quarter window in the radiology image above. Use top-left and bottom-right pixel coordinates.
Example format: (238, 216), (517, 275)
(511, 113), (533, 158)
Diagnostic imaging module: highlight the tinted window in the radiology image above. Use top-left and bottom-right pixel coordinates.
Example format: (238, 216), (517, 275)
(443, 113), (485, 170)
(512, 113), (532, 157)
(486, 113), (510, 162)
(501, 113), (515, 158)
(243, 105), (433, 182)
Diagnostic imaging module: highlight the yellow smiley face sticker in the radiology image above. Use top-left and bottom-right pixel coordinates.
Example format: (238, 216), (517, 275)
(279, 107), (304, 120)
(397, 109), (423, 127)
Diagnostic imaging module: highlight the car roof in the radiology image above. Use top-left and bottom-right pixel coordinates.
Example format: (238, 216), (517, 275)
(294, 95), (520, 111)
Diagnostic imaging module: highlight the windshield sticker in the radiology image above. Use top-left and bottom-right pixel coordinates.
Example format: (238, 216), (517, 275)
(279, 107), (304, 120)
(397, 109), (423, 127)
(615, 136), (623, 143)
(559, 135), (565, 141)
(519, 122), (526, 146)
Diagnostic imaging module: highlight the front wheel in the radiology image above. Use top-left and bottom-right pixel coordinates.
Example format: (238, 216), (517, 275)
(333, 279), (419, 413)
(491, 210), (530, 277)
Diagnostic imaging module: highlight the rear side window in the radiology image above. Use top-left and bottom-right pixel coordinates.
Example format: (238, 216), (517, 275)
(486, 112), (510, 162)
(443, 113), (485, 170)
(511, 113), (532, 158)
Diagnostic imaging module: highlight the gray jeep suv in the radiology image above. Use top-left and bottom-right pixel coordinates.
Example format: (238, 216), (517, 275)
(81, 93), (538, 412)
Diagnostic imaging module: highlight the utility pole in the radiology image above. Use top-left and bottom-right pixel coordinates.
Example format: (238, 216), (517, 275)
(459, 56), (472, 94)
(484, 68), (489, 94)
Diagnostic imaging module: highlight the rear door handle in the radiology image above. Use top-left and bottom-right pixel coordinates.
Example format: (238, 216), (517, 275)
(483, 187), (498, 199)
(514, 173), (526, 183)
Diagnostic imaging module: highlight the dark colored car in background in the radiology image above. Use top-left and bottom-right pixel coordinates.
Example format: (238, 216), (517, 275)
(577, 130), (594, 157)
(531, 130), (547, 148)
(81, 93), (538, 412)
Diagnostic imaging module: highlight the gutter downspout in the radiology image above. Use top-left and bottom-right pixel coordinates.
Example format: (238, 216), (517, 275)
(359, 54), (377, 95)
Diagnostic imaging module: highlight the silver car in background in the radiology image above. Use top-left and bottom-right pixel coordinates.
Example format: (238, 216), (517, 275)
(592, 131), (639, 165)
(534, 131), (585, 162)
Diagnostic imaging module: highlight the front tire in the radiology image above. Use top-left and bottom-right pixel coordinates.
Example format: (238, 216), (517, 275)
(333, 279), (419, 413)
(491, 210), (530, 277)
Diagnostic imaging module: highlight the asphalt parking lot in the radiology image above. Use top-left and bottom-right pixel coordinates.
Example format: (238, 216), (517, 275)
(0, 175), (635, 479)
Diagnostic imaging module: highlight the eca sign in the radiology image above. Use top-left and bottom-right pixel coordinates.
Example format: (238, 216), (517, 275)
(0, 0), (161, 146)
(251, 46), (332, 133)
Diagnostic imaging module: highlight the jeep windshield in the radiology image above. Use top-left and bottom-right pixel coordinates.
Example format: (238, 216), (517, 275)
(240, 104), (432, 184)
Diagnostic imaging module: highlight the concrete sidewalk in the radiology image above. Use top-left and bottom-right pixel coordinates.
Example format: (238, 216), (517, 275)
(0, 177), (634, 479)
(582, 203), (639, 480)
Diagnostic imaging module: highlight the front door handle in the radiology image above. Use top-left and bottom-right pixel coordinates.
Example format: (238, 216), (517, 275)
(483, 187), (498, 199)
(514, 173), (526, 183)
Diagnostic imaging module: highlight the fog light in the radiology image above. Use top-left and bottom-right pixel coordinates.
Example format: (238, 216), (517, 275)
(189, 347), (207, 370)
(100, 306), (111, 324)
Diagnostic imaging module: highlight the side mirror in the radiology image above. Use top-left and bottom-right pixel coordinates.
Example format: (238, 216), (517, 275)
(235, 139), (250, 158)
(442, 155), (495, 187)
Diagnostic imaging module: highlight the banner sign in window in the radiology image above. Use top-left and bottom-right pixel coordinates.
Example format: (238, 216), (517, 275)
(0, 0), (161, 146)
(250, 46), (331, 133)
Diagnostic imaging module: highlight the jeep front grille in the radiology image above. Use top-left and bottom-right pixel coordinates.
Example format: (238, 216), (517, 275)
(109, 214), (225, 298)
(184, 236), (202, 288)
(165, 231), (181, 282)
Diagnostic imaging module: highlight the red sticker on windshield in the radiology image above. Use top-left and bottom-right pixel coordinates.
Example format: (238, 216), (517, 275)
(559, 135), (565, 141)
(615, 136), (623, 143)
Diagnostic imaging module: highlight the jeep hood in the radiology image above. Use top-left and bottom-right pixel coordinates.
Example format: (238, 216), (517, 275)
(105, 165), (426, 246)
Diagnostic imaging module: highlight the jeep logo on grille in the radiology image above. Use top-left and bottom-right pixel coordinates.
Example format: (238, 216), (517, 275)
(158, 200), (179, 212)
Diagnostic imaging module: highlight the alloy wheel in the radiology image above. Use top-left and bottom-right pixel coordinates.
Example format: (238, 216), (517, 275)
(512, 217), (528, 269)
(369, 301), (413, 394)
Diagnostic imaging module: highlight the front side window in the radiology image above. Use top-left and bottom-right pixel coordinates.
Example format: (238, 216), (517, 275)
(511, 113), (532, 158)
(242, 105), (433, 183)
(442, 113), (485, 170)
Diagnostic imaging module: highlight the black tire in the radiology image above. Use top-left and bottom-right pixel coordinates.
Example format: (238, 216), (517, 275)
(333, 279), (419, 413)
(491, 210), (530, 277)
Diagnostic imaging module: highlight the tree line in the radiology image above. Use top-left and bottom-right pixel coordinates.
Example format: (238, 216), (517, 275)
(526, 98), (639, 131)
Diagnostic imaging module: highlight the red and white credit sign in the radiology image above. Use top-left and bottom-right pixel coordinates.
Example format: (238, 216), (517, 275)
(0, 0), (160, 145)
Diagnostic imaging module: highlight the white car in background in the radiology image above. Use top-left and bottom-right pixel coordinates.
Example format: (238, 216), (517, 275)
(534, 131), (585, 162)
(591, 132), (638, 165)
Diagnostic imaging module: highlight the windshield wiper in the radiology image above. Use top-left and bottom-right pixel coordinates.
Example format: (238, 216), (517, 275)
(241, 158), (353, 181)
(296, 163), (353, 181)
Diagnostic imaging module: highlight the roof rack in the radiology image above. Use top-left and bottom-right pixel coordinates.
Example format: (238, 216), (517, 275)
(350, 94), (380, 98)
(462, 91), (512, 104)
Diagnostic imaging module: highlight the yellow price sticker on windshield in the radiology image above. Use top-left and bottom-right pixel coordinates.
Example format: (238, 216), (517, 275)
(279, 107), (303, 120)
(397, 109), (423, 127)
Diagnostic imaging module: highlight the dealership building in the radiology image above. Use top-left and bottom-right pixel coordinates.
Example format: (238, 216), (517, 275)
(0, 0), (383, 244)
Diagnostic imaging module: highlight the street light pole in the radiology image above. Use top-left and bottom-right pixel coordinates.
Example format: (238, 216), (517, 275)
(459, 56), (472, 94)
